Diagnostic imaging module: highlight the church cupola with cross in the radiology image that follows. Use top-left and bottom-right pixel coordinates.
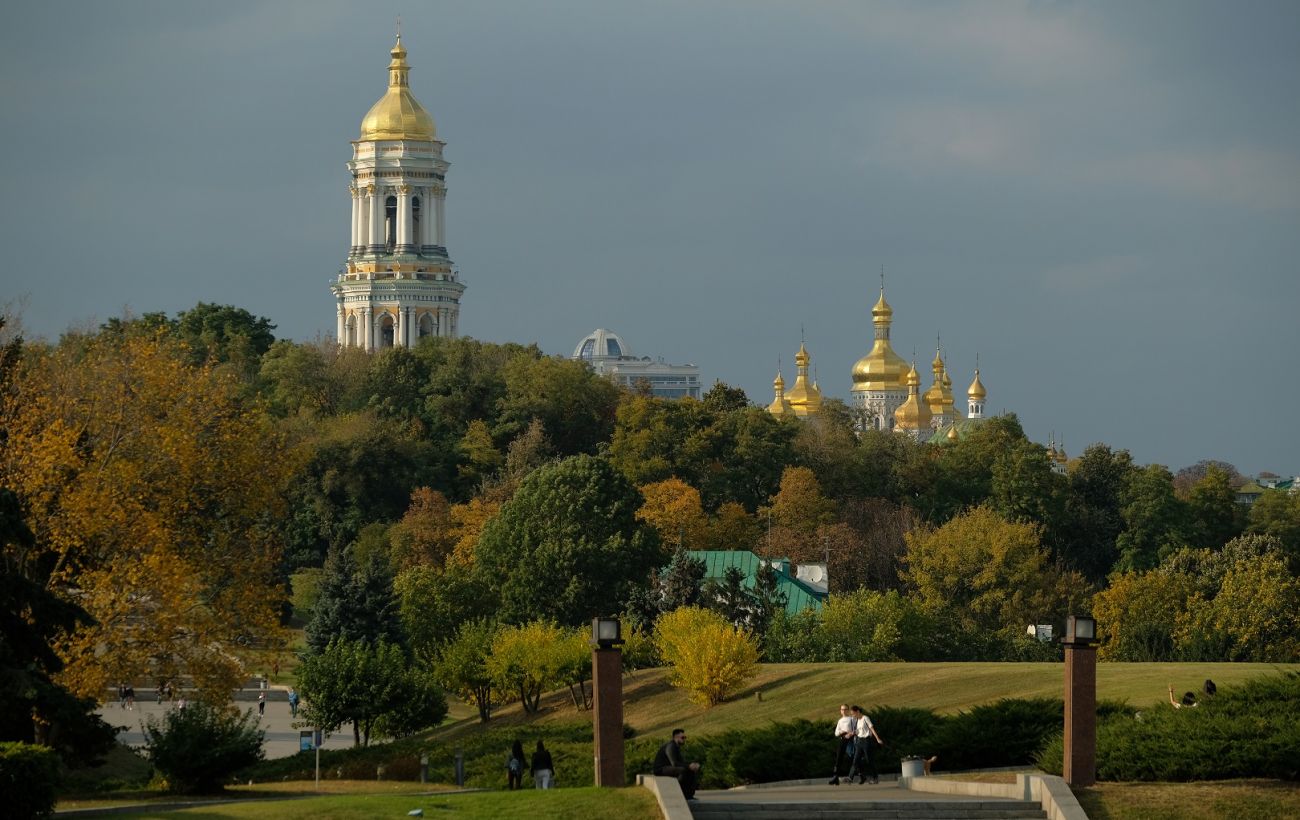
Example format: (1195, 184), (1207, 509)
(331, 35), (466, 349)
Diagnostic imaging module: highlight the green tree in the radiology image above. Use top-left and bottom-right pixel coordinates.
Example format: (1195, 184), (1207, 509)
(1091, 568), (1194, 661)
(142, 701), (264, 794)
(497, 354), (621, 456)
(1247, 489), (1300, 572)
(296, 638), (442, 746)
(1186, 465), (1245, 549)
(1175, 549), (1300, 662)
(1115, 465), (1190, 572)
(433, 619), (498, 722)
(174, 302), (276, 381)
(990, 440), (1067, 538)
(816, 589), (934, 662)
(701, 381), (749, 414)
(702, 566), (753, 627)
(473, 455), (663, 625)
(394, 564), (492, 662)
(305, 546), (404, 654)
(1060, 444), (1135, 583)
(486, 621), (568, 714)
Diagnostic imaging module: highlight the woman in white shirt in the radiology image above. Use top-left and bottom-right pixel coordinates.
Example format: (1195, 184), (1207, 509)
(848, 704), (885, 784)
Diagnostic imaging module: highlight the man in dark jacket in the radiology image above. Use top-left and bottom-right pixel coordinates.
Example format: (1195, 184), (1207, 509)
(653, 728), (701, 799)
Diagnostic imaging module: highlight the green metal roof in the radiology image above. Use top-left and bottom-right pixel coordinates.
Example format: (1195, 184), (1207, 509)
(687, 550), (826, 615)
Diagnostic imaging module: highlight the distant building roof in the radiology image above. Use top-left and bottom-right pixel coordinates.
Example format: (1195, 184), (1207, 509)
(688, 550), (826, 615)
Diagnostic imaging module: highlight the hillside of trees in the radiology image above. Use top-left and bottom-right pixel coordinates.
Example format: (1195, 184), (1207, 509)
(3, 304), (1299, 753)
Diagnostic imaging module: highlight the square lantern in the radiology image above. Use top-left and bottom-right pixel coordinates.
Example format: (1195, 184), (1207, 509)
(1064, 615), (1097, 645)
(592, 617), (624, 648)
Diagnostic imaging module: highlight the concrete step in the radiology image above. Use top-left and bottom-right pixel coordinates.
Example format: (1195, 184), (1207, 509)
(689, 802), (1046, 820)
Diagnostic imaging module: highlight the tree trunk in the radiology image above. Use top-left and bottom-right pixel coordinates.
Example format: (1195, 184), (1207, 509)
(353, 720), (361, 746)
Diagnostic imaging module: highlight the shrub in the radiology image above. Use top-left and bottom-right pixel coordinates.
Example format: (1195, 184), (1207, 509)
(932, 698), (1062, 771)
(0, 742), (61, 820)
(143, 701), (264, 793)
(654, 606), (759, 706)
(1038, 673), (1300, 781)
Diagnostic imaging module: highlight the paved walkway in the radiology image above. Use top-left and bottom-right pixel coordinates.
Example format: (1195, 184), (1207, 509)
(695, 780), (1017, 804)
(96, 695), (355, 759)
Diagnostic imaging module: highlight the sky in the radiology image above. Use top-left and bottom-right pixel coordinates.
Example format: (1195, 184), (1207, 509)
(2, 1), (1298, 476)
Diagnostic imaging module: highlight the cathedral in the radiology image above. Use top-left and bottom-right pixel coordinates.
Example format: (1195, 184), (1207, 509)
(331, 37), (465, 349)
(768, 285), (1014, 448)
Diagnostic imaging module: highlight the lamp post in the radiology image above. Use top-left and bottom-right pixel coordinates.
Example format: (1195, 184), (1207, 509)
(1061, 615), (1098, 787)
(591, 616), (625, 787)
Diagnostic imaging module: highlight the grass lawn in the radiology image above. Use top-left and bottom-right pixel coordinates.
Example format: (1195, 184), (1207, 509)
(104, 786), (661, 819)
(1075, 780), (1300, 820)
(497, 661), (1297, 740)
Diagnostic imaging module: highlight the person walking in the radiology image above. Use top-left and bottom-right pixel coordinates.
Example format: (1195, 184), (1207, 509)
(531, 740), (555, 789)
(117, 683), (127, 710)
(506, 740), (526, 790)
(829, 703), (856, 785)
(124, 684), (135, 711)
(848, 704), (885, 784)
(257, 690), (266, 717)
(287, 688), (300, 719)
(652, 728), (701, 799)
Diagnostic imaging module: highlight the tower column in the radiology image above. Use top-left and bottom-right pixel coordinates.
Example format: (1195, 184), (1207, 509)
(416, 188), (428, 247)
(396, 185), (414, 252)
(336, 304), (345, 345)
(362, 306), (373, 351)
(396, 304), (406, 347)
(349, 188), (360, 252)
(368, 186), (383, 253)
(435, 191), (446, 247)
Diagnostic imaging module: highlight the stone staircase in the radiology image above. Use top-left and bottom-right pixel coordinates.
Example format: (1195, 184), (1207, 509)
(688, 799), (1047, 820)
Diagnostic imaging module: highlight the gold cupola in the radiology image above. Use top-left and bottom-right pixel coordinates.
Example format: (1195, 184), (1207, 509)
(893, 362), (932, 431)
(851, 288), (911, 391)
(785, 342), (823, 417)
(767, 371), (795, 416)
(967, 368), (987, 400)
(941, 366), (961, 420)
(359, 37), (437, 142)
(924, 346), (945, 418)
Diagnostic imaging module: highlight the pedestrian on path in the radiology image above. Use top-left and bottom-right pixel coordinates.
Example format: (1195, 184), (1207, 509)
(507, 740), (526, 790)
(531, 740), (555, 789)
(847, 705), (884, 784)
(288, 688), (300, 718)
(258, 691), (266, 717)
(652, 728), (700, 800)
(829, 703), (856, 785)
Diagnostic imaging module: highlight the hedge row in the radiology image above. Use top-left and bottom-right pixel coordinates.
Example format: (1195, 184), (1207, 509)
(1038, 672), (1300, 781)
(0, 742), (61, 820)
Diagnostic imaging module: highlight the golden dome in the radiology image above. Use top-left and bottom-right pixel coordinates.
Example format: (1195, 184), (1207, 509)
(893, 363), (933, 430)
(786, 342), (823, 416)
(924, 347), (945, 416)
(852, 289), (910, 390)
(947, 424), (959, 441)
(941, 367), (960, 419)
(767, 371), (794, 416)
(968, 369), (987, 400)
(359, 37), (436, 142)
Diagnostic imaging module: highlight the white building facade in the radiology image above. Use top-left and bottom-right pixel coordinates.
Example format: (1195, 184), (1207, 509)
(573, 328), (702, 399)
(331, 37), (465, 349)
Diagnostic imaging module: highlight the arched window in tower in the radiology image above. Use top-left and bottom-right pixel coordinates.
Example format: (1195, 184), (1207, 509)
(411, 196), (422, 247)
(418, 312), (435, 338)
(385, 196), (397, 251)
(379, 313), (395, 348)
(345, 314), (357, 348)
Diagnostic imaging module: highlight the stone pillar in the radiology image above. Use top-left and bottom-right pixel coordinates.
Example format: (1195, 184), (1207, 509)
(435, 192), (446, 247)
(396, 185), (413, 253)
(362, 306), (373, 351)
(396, 305), (406, 348)
(1063, 622), (1098, 787)
(591, 645), (624, 787)
(336, 304), (345, 346)
(350, 188), (361, 253)
(368, 186), (383, 253)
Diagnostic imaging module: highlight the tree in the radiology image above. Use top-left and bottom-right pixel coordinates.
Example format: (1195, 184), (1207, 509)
(0, 334), (294, 700)
(305, 546), (404, 654)
(142, 701), (264, 793)
(902, 506), (1083, 639)
(759, 467), (837, 561)
(702, 502), (761, 552)
(1186, 465), (1245, 549)
(296, 638), (443, 746)
(1091, 568), (1194, 661)
(486, 621), (568, 714)
(496, 353), (621, 456)
(433, 620), (498, 722)
(1115, 465), (1190, 572)
(654, 606), (759, 707)
(990, 440), (1067, 540)
(473, 455), (663, 626)
(702, 566), (753, 627)
(701, 381), (749, 414)
(174, 302), (276, 382)
(1247, 489), (1300, 573)
(1175, 551), (1300, 662)
(834, 499), (918, 592)
(1173, 459), (1245, 496)
(1060, 444), (1135, 583)
(394, 564), (492, 662)
(636, 478), (708, 551)
(816, 589), (934, 662)
(388, 488), (457, 570)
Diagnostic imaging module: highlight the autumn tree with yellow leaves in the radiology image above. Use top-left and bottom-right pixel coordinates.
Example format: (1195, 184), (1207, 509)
(0, 334), (298, 701)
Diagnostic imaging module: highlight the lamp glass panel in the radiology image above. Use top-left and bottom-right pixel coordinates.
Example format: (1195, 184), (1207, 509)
(596, 619), (620, 642)
(1073, 617), (1095, 640)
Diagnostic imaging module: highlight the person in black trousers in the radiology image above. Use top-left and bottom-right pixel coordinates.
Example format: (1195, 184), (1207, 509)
(653, 728), (701, 799)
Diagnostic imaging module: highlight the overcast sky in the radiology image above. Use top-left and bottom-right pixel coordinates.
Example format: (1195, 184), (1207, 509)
(2, 1), (1297, 476)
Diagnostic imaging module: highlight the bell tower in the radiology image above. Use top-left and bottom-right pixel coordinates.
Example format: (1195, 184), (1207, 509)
(332, 36), (466, 349)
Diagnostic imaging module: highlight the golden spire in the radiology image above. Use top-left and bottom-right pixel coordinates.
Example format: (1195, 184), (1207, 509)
(359, 36), (437, 141)
(941, 361), (960, 419)
(924, 339), (945, 419)
(893, 361), (933, 431)
(786, 341), (823, 416)
(767, 368), (794, 416)
(852, 273), (910, 391)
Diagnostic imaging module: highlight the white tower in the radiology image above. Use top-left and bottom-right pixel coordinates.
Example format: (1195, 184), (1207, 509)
(967, 366), (987, 420)
(331, 37), (465, 349)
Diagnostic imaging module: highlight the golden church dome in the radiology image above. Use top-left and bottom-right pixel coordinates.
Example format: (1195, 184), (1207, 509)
(967, 369), (987, 400)
(359, 37), (437, 142)
(893, 363), (933, 430)
(851, 289), (910, 390)
(767, 371), (794, 416)
(924, 348), (945, 415)
(786, 342), (823, 416)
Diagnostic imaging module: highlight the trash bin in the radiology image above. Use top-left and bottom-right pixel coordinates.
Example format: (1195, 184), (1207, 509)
(901, 758), (925, 778)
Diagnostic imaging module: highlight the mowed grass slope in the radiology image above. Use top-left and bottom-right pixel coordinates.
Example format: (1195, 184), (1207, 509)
(479, 662), (1299, 740)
